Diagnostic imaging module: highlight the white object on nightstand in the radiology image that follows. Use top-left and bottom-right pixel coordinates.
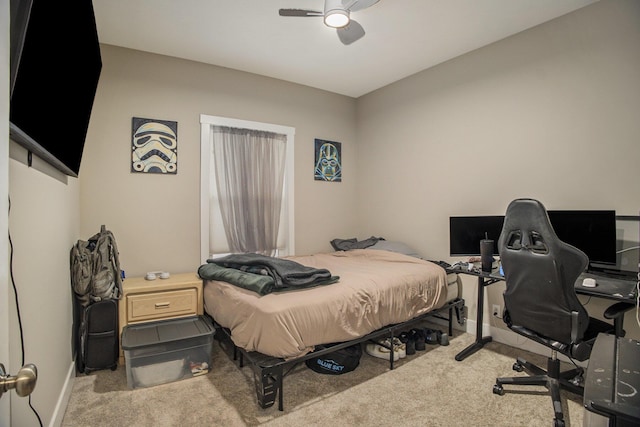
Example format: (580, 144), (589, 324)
(145, 271), (171, 280)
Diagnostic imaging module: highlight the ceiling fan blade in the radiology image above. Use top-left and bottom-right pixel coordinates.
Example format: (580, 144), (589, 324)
(337, 20), (365, 45)
(279, 9), (323, 17)
(344, 0), (380, 12)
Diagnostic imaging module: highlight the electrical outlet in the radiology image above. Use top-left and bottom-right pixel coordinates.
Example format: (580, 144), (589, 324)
(492, 304), (502, 318)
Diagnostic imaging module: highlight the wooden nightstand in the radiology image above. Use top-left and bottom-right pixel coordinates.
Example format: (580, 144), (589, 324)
(118, 272), (203, 364)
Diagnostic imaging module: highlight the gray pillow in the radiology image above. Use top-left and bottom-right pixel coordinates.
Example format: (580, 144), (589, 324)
(330, 238), (358, 251)
(368, 240), (423, 259)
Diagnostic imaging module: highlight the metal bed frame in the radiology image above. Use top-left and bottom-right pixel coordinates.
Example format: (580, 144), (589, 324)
(209, 297), (466, 411)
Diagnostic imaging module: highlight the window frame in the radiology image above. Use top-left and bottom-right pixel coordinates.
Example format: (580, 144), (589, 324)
(199, 114), (295, 262)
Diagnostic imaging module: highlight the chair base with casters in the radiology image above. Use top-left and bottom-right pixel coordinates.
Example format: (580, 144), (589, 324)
(493, 350), (584, 427)
(492, 315), (615, 427)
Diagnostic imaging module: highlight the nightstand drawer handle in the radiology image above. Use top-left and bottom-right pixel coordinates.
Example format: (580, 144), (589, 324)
(155, 302), (171, 309)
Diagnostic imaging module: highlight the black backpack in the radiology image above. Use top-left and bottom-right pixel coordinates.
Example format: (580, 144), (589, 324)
(305, 343), (362, 375)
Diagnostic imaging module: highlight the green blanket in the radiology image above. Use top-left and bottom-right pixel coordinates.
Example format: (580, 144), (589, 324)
(198, 263), (275, 295)
(198, 262), (340, 296)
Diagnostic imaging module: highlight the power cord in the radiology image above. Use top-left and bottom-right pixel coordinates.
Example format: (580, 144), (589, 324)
(617, 246), (640, 254)
(636, 273), (640, 329)
(8, 197), (43, 427)
(580, 295), (593, 306)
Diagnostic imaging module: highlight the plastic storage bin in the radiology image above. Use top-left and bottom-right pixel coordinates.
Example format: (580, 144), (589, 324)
(122, 316), (213, 389)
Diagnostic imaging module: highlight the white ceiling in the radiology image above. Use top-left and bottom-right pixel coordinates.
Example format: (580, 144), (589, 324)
(92, 0), (598, 98)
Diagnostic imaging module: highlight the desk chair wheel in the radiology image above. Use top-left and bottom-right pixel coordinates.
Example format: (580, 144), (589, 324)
(492, 384), (505, 396)
(512, 362), (524, 372)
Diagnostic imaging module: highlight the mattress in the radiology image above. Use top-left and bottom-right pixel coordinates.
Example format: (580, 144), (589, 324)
(203, 249), (451, 359)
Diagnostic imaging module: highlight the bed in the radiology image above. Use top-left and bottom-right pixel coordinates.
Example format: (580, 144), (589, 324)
(200, 243), (465, 409)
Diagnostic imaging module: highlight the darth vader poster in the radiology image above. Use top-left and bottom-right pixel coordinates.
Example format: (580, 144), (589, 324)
(314, 138), (341, 182)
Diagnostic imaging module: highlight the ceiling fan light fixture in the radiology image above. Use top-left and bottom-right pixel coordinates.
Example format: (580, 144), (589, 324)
(324, 9), (349, 28)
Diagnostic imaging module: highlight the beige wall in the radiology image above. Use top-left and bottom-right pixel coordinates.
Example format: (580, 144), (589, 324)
(80, 46), (359, 278)
(8, 145), (80, 426)
(356, 0), (640, 338)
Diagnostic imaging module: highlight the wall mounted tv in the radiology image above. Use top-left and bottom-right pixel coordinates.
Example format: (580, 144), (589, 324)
(9, 0), (102, 177)
(449, 210), (617, 269)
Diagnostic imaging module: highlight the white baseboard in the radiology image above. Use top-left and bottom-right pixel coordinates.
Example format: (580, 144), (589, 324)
(49, 362), (75, 427)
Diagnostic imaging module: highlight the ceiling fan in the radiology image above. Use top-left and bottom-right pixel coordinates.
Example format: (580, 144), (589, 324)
(279, 0), (381, 45)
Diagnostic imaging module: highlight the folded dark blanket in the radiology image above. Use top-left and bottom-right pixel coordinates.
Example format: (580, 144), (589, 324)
(198, 263), (275, 296)
(207, 253), (339, 289)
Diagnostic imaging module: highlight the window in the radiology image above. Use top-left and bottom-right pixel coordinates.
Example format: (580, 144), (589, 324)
(200, 115), (295, 261)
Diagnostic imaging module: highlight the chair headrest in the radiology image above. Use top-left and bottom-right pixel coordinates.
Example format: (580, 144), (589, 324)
(500, 199), (553, 250)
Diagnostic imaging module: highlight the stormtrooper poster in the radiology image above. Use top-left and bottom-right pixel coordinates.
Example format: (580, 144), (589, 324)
(131, 117), (178, 174)
(314, 139), (342, 182)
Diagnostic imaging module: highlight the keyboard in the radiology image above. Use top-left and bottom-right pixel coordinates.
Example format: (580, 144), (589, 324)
(429, 260), (451, 269)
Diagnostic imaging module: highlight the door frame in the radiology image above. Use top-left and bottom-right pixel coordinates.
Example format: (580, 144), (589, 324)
(2, 0), (13, 423)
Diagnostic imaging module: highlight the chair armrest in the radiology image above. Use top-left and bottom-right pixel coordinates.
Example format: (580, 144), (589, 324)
(571, 311), (578, 343)
(604, 302), (635, 338)
(603, 302), (635, 321)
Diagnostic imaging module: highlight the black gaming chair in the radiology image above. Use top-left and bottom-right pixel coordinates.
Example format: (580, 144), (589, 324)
(492, 199), (615, 427)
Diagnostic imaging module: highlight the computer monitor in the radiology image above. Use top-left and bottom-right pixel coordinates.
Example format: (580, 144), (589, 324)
(449, 211), (617, 270)
(547, 210), (617, 267)
(449, 216), (504, 256)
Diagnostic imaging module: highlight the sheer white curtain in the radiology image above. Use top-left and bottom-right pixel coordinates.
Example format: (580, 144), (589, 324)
(211, 126), (287, 256)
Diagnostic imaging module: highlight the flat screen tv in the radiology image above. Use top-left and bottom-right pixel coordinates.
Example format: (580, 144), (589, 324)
(449, 211), (618, 270)
(9, 0), (102, 177)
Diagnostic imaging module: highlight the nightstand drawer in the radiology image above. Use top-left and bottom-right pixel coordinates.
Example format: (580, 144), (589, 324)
(127, 289), (198, 322)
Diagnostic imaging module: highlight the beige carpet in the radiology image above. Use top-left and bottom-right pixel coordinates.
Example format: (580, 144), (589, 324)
(62, 327), (585, 426)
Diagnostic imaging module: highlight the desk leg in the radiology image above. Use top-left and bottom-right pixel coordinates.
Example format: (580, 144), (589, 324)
(455, 276), (493, 361)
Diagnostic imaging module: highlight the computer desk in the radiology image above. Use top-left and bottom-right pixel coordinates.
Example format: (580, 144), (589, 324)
(584, 333), (640, 426)
(449, 265), (638, 362)
(575, 271), (637, 338)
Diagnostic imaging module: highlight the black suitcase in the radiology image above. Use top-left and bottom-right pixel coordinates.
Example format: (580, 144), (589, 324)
(75, 299), (119, 374)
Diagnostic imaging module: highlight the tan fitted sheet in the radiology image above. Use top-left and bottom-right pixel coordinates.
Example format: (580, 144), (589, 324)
(203, 249), (448, 359)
